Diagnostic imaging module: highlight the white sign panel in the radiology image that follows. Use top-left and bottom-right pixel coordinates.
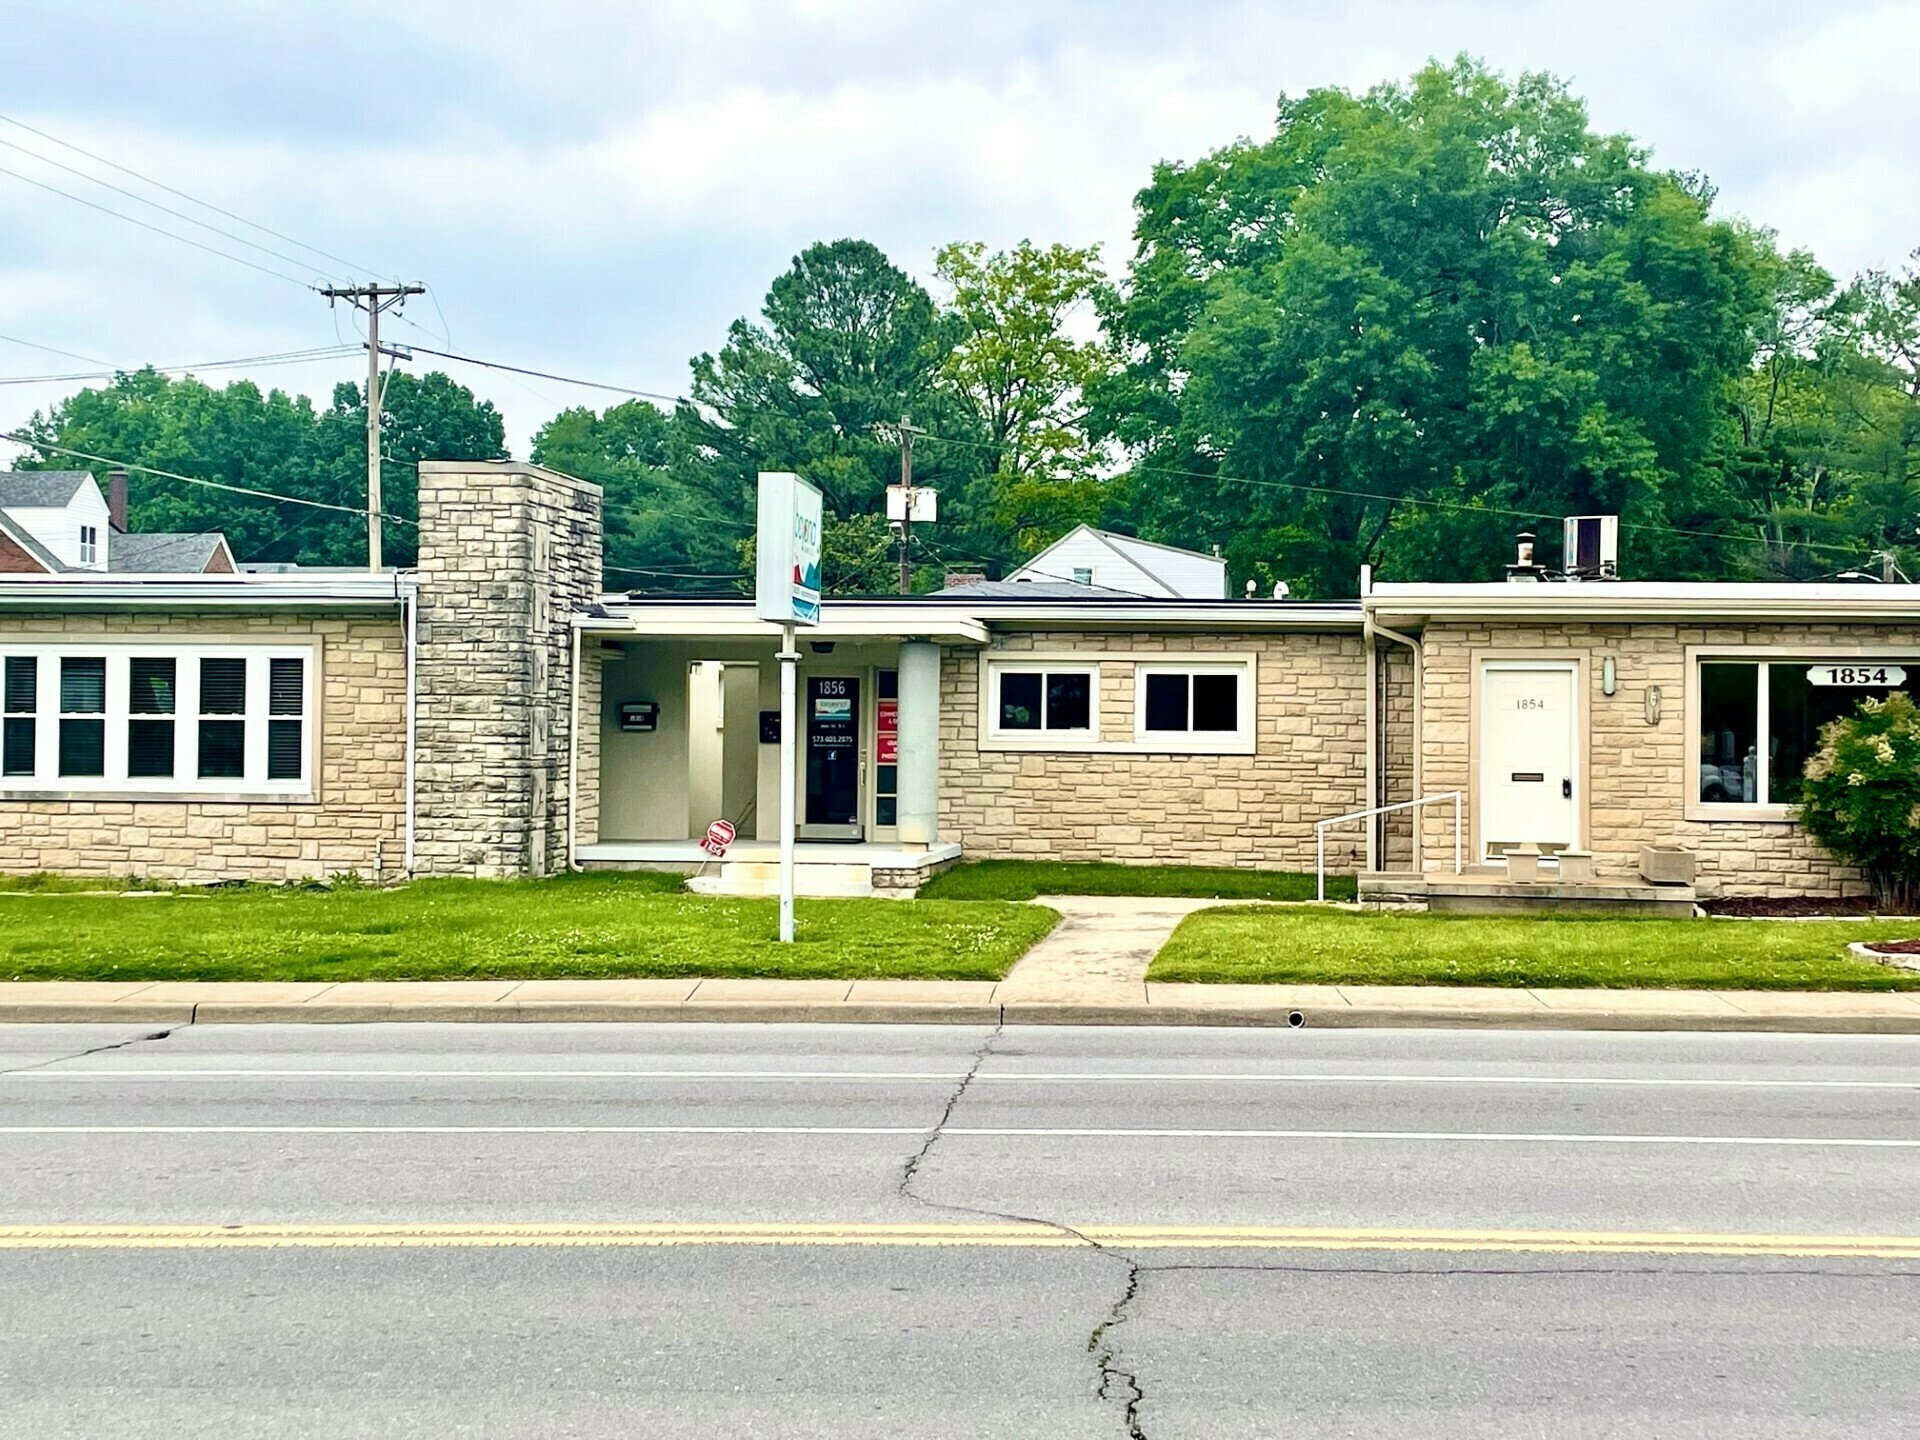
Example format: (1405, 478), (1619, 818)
(1807, 664), (1907, 688)
(755, 471), (823, 626)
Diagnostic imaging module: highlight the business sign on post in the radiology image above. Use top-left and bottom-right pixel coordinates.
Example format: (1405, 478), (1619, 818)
(755, 471), (823, 626)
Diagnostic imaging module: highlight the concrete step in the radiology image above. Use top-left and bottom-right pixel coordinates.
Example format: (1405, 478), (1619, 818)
(1359, 870), (1699, 916)
(688, 861), (876, 899)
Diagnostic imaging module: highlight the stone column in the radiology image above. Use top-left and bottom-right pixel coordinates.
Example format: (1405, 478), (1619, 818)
(412, 460), (603, 877)
(896, 641), (941, 847)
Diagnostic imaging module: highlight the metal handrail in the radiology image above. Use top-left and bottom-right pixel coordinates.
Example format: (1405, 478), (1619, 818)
(1314, 791), (1463, 902)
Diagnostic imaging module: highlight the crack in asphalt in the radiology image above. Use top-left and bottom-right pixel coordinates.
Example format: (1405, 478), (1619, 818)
(898, 1023), (1153, 1438)
(0, 1027), (177, 1076)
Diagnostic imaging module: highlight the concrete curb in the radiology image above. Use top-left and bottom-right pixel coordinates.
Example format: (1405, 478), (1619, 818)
(4, 982), (1920, 1031)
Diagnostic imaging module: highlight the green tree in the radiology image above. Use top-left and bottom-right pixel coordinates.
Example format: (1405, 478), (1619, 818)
(679, 239), (983, 580)
(1094, 57), (1779, 595)
(530, 400), (745, 586)
(13, 366), (506, 568)
(935, 240), (1117, 555)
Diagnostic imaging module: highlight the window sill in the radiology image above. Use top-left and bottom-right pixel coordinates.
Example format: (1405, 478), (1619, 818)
(1684, 804), (1800, 825)
(981, 736), (1257, 757)
(0, 787), (319, 805)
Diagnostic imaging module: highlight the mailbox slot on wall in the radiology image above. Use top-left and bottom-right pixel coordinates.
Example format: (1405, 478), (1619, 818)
(619, 701), (660, 733)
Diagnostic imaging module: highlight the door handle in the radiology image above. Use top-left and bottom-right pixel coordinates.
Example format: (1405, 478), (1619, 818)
(1562, 778), (1572, 798)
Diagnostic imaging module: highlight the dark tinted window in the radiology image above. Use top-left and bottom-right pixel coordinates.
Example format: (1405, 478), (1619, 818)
(3, 655), (34, 713)
(128, 719), (175, 778)
(60, 657), (105, 714)
(1698, 663), (1757, 803)
(198, 719), (245, 779)
(267, 719), (302, 780)
(1192, 673), (1238, 731)
(1143, 673), (1188, 731)
(269, 658), (303, 716)
(1046, 672), (1091, 730)
(2, 718), (32, 776)
(999, 672), (1042, 730)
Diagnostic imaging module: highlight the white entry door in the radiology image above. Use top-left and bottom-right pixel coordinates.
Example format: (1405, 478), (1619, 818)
(1478, 663), (1577, 859)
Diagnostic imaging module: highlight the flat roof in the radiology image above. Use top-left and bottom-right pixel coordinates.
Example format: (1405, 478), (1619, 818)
(0, 571), (409, 610)
(1367, 580), (1920, 626)
(591, 594), (1363, 640)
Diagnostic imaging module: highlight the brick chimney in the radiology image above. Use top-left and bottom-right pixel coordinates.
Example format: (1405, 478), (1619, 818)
(942, 571), (986, 589)
(105, 470), (128, 532)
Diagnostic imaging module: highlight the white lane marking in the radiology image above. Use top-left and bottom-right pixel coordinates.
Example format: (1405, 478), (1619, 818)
(6, 1069), (1919, 1090)
(0, 1125), (1915, 1147)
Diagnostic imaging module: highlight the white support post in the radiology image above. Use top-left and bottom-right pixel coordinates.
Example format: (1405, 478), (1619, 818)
(777, 623), (799, 943)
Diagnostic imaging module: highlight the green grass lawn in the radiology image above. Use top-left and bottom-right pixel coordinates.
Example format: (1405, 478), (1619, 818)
(1150, 907), (1920, 991)
(918, 860), (1350, 903)
(0, 873), (1058, 983)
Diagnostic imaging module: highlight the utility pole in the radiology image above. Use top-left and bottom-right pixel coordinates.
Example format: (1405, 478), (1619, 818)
(895, 414), (925, 595)
(319, 283), (424, 570)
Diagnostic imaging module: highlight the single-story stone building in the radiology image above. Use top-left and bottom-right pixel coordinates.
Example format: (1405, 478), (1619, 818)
(2, 460), (1914, 902)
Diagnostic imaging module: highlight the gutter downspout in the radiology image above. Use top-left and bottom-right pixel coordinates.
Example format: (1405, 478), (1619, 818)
(400, 572), (418, 877)
(1371, 614), (1423, 871)
(567, 616), (583, 873)
(1360, 566), (1377, 873)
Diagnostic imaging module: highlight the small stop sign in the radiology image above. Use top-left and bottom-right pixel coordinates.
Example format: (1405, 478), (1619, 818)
(700, 819), (736, 856)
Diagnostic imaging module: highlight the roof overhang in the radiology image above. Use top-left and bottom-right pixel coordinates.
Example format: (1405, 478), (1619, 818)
(589, 595), (1359, 643)
(1366, 582), (1920, 630)
(0, 572), (409, 611)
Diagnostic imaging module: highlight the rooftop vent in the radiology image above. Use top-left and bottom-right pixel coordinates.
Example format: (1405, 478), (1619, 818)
(1504, 531), (1547, 584)
(1563, 515), (1619, 580)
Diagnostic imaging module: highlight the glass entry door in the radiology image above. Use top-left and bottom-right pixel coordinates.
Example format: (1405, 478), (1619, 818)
(802, 675), (862, 840)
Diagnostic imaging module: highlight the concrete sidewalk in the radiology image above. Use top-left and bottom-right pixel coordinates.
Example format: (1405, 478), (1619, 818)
(4, 978), (1919, 1031)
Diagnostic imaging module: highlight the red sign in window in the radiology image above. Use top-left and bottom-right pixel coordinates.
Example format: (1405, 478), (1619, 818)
(876, 698), (899, 764)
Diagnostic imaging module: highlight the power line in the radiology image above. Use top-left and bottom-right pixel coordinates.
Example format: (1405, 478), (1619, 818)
(398, 343), (690, 407)
(911, 425), (1878, 563)
(0, 345), (363, 387)
(0, 134), (350, 283)
(0, 430), (415, 525)
(0, 111), (395, 283)
(0, 161), (316, 289)
(0, 332), (110, 366)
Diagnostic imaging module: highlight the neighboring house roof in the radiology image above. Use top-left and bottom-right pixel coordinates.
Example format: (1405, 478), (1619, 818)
(109, 532), (235, 573)
(1009, 524), (1229, 599)
(0, 509), (66, 573)
(0, 470), (93, 508)
(926, 579), (1141, 599)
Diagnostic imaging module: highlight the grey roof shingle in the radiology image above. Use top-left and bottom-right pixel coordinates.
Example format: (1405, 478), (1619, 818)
(925, 579), (1142, 599)
(0, 470), (93, 507)
(108, 532), (230, 573)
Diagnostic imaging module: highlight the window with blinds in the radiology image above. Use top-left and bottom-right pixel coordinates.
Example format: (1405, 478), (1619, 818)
(0, 645), (313, 796)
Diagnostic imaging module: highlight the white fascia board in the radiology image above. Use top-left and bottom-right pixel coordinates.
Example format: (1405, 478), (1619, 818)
(1366, 583), (1920, 625)
(0, 574), (406, 610)
(596, 595), (1359, 636)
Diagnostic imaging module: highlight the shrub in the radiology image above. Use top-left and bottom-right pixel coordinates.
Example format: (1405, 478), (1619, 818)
(1796, 692), (1920, 909)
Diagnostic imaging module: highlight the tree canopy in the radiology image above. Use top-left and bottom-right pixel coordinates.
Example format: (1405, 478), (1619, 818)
(8, 58), (1914, 594)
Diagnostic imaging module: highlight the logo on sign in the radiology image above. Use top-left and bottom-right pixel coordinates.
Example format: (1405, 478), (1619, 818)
(700, 818), (736, 857)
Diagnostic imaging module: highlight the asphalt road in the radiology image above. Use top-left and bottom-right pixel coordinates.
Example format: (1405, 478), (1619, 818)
(2, 1021), (1918, 1437)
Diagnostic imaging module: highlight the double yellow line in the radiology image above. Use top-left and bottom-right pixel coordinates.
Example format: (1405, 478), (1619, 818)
(4, 1222), (1920, 1258)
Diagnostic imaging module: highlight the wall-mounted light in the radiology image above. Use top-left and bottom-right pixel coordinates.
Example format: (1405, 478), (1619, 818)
(809, 641), (836, 654)
(1645, 686), (1662, 726)
(1601, 656), (1618, 696)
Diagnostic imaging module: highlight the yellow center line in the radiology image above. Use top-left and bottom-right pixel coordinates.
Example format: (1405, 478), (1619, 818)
(2, 1222), (1919, 1258)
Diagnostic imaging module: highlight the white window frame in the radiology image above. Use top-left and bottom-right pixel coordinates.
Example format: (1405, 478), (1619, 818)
(78, 525), (98, 566)
(1685, 645), (1920, 823)
(0, 641), (318, 800)
(983, 661), (1101, 748)
(1133, 662), (1257, 755)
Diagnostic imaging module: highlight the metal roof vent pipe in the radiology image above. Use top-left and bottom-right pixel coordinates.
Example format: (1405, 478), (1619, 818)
(1504, 531), (1547, 583)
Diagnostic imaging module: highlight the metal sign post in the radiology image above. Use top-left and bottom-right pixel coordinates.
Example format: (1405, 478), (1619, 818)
(777, 623), (798, 942)
(755, 472), (824, 943)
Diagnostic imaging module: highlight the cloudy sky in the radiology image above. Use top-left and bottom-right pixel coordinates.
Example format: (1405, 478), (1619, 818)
(2, 0), (1915, 458)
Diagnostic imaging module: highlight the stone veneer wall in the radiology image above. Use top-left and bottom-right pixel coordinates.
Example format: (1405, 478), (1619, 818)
(938, 629), (1369, 870)
(412, 461), (602, 877)
(1414, 619), (1920, 897)
(0, 611), (405, 882)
